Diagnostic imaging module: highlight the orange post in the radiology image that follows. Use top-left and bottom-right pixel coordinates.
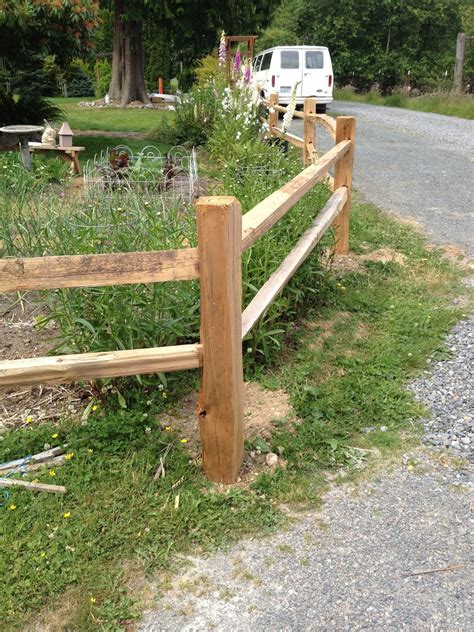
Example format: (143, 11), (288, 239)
(158, 77), (164, 94)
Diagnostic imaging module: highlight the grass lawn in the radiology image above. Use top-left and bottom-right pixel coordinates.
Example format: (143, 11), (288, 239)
(334, 88), (474, 119)
(75, 136), (173, 162)
(1, 197), (468, 630)
(51, 97), (172, 133)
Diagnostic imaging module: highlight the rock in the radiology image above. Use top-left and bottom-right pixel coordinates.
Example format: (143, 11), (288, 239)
(266, 452), (278, 467)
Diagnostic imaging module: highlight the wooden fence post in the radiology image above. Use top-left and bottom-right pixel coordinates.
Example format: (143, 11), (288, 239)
(332, 116), (356, 255)
(303, 97), (316, 165)
(268, 93), (279, 138)
(196, 196), (244, 484)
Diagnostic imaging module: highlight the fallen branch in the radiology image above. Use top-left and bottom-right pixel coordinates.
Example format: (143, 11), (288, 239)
(402, 563), (463, 578)
(0, 478), (67, 494)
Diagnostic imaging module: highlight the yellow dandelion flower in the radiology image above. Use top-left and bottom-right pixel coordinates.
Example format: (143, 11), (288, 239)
(49, 469), (56, 477)
(40, 552), (46, 558)
(63, 512), (71, 519)
(164, 426), (172, 431)
(8, 504), (16, 511)
(90, 597), (96, 604)
(25, 416), (33, 424)
(180, 438), (188, 444)
(65, 452), (74, 460)
(87, 448), (94, 454)
(91, 405), (98, 412)
(52, 433), (59, 439)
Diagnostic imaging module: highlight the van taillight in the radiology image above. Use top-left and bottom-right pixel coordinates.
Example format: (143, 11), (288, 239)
(271, 75), (275, 88)
(328, 75), (333, 87)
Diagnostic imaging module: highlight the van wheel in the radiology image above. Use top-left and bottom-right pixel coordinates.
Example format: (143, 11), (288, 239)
(316, 104), (327, 114)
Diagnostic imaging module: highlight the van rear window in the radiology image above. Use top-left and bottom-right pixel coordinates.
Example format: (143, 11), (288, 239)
(260, 52), (273, 71)
(281, 51), (299, 69)
(305, 51), (324, 69)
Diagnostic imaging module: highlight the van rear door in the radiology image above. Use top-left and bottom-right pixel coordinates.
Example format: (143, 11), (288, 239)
(302, 50), (330, 98)
(278, 49), (302, 100)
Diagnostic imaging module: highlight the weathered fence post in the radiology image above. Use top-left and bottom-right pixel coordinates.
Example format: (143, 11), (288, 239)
(332, 116), (356, 255)
(196, 196), (244, 484)
(303, 97), (317, 165)
(268, 93), (279, 138)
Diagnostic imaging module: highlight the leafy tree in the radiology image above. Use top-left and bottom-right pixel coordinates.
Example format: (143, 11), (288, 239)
(259, 0), (464, 92)
(0, 0), (99, 124)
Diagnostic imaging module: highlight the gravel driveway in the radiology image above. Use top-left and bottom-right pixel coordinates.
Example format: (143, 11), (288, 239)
(292, 101), (474, 254)
(140, 106), (473, 631)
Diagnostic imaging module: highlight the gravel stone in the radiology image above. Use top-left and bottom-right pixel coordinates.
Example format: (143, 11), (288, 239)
(291, 101), (474, 253)
(141, 456), (472, 631)
(408, 316), (473, 460)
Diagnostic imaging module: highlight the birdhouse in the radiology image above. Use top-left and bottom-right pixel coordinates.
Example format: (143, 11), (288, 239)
(58, 122), (74, 148)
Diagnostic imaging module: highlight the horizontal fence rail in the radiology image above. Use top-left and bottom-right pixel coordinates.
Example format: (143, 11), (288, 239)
(0, 248), (199, 292)
(0, 344), (202, 388)
(241, 186), (348, 338)
(0, 95), (355, 484)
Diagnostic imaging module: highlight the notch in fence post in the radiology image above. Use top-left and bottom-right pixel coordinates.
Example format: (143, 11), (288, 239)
(196, 196), (244, 484)
(303, 97), (317, 165)
(333, 116), (356, 255)
(268, 93), (278, 138)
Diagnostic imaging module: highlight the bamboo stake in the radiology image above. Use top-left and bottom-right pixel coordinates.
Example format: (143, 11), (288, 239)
(0, 478), (67, 494)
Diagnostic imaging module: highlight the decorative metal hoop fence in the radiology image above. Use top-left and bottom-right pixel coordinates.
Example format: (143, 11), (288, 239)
(83, 145), (198, 203)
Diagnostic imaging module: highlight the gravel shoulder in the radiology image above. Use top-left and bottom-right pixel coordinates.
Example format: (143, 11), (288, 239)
(292, 101), (474, 254)
(141, 452), (472, 631)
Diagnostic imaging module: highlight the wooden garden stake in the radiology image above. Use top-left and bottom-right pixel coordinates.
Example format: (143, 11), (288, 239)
(333, 116), (356, 254)
(268, 93), (279, 138)
(196, 196), (244, 484)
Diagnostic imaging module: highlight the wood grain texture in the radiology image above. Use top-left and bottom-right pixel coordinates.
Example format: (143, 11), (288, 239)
(0, 478), (67, 494)
(303, 98), (317, 165)
(268, 93), (279, 137)
(197, 196), (244, 484)
(241, 140), (351, 252)
(272, 127), (304, 149)
(242, 187), (347, 337)
(0, 248), (200, 292)
(0, 344), (202, 388)
(333, 117), (356, 254)
(316, 114), (336, 139)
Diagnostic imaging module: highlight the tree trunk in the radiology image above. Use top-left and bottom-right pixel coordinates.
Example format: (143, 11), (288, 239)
(108, 0), (150, 106)
(109, 0), (125, 100)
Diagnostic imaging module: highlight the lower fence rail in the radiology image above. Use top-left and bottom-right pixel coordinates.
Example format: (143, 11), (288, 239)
(241, 186), (348, 338)
(0, 344), (202, 388)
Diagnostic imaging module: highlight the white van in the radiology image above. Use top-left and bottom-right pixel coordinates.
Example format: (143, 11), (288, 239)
(252, 46), (333, 112)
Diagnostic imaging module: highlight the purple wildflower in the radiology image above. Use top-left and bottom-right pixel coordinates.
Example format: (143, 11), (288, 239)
(244, 61), (251, 84)
(233, 48), (241, 76)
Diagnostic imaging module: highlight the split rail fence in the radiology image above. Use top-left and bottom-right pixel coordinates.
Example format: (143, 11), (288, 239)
(0, 97), (355, 484)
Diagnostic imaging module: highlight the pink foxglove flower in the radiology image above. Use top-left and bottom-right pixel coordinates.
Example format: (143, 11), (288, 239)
(243, 60), (251, 84)
(234, 48), (241, 76)
(218, 31), (226, 66)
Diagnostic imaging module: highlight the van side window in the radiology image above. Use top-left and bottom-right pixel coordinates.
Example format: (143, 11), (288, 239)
(305, 51), (324, 69)
(281, 51), (299, 69)
(253, 55), (262, 71)
(260, 52), (273, 71)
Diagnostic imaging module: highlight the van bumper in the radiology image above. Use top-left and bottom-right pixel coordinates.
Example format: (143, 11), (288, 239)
(279, 95), (333, 106)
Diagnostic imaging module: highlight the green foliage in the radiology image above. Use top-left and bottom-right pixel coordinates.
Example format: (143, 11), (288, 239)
(260, 0), (466, 92)
(194, 55), (222, 87)
(67, 69), (94, 98)
(94, 59), (112, 98)
(334, 88), (474, 119)
(0, 90), (62, 127)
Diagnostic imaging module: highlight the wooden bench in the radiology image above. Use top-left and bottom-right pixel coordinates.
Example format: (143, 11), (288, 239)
(28, 143), (85, 175)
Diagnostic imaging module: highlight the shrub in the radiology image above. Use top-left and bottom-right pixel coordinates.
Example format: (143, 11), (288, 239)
(94, 58), (112, 98)
(0, 90), (61, 127)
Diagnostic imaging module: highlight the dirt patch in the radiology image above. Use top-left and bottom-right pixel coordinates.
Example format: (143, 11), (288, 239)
(430, 244), (473, 270)
(322, 247), (407, 275)
(73, 129), (149, 139)
(157, 382), (295, 484)
(306, 312), (350, 351)
(0, 293), (87, 427)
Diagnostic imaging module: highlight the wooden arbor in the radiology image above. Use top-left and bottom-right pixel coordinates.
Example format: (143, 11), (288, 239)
(225, 35), (257, 85)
